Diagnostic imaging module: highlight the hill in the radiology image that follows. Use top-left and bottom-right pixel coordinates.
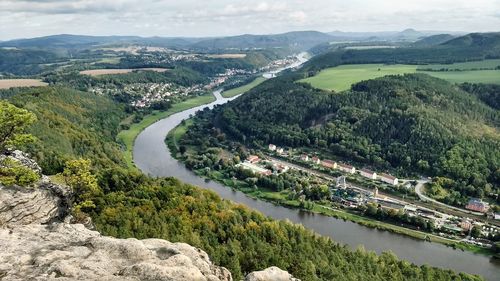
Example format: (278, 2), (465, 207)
(189, 31), (333, 51)
(304, 32), (500, 72)
(0, 34), (204, 49)
(213, 74), (499, 207)
(412, 34), (456, 47)
(0, 86), (127, 174)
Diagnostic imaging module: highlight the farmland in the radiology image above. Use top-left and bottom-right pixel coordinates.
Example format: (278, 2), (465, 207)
(300, 62), (500, 92)
(0, 79), (48, 89)
(79, 68), (169, 76)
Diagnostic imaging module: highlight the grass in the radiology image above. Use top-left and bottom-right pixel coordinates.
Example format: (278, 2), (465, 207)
(221, 77), (266, 98)
(299, 64), (417, 92)
(117, 93), (216, 168)
(419, 70), (500, 85)
(300, 63), (500, 92)
(417, 59), (500, 70)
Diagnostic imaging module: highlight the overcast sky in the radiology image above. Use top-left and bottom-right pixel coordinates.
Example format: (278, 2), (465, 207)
(1, 0), (499, 40)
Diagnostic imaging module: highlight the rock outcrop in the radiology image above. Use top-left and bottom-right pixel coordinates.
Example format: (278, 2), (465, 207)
(244, 266), (300, 281)
(0, 223), (232, 281)
(0, 151), (299, 281)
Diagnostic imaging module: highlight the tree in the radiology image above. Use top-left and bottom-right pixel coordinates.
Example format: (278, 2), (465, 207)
(471, 225), (482, 238)
(63, 159), (101, 221)
(0, 101), (37, 152)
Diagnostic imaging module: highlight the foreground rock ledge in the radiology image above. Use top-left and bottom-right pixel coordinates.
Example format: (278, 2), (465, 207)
(0, 223), (232, 281)
(0, 151), (300, 281)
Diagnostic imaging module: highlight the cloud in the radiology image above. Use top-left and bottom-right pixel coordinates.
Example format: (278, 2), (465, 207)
(0, 0), (498, 40)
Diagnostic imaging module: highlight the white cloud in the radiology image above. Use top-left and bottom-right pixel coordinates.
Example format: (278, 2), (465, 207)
(0, 0), (499, 40)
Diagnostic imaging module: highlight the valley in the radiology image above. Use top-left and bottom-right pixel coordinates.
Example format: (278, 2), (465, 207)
(1, 26), (499, 281)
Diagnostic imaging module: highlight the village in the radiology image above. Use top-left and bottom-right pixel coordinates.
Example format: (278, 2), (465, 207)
(89, 82), (207, 108)
(234, 143), (500, 248)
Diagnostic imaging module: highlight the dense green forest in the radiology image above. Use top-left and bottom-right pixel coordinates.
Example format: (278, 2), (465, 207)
(0, 83), (486, 281)
(0, 86), (127, 174)
(203, 74), (499, 207)
(90, 169), (483, 281)
(0, 48), (62, 76)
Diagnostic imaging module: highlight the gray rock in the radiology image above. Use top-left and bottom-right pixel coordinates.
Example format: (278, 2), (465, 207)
(244, 266), (301, 281)
(0, 223), (232, 281)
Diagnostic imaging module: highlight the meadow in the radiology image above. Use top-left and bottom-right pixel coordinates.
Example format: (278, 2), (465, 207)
(417, 59), (500, 70)
(221, 76), (266, 98)
(0, 79), (48, 89)
(300, 64), (417, 92)
(300, 61), (500, 92)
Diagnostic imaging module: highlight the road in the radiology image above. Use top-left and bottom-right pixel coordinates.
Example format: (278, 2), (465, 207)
(413, 180), (485, 216)
(267, 155), (491, 222)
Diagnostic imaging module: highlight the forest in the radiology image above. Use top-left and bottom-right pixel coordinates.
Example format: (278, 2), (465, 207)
(0, 81), (486, 281)
(209, 74), (499, 207)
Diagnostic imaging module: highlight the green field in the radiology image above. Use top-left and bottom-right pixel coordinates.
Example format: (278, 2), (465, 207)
(221, 76), (266, 98)
(421, 70), (500, 84)
(300, 64), (417, 92)
(417, 59), (500, 70)
(301, 63), (500, 92)
(117, 93), (216, 168)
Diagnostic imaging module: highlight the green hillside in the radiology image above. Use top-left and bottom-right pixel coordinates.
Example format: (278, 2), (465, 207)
(215, 74), (499, 207)
(1, 86), (127, 174)
(1, 86), (484, 281)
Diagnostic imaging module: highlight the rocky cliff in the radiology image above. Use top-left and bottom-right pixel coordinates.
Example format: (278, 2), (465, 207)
(0, 151), (299, 281)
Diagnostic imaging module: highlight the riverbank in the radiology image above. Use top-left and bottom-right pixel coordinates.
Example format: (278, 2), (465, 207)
(221, 77), (266, 98)
(117, 93), (216, 168)
(166, 119), (494, 257)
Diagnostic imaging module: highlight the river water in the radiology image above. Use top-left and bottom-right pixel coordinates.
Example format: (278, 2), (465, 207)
(133, 59), (500, 280)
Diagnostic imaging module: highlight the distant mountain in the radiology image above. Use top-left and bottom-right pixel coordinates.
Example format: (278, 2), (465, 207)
(412, 34), (456, 47)
(327, 29), (460, 42)
(190, 31), (333, 51)
(0, 31), (333, 51)
(441, 32), (500, 48)
(0, 34), (204, 49)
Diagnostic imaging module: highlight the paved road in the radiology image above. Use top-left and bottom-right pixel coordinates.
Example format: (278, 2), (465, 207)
(413, 180), (484, 216)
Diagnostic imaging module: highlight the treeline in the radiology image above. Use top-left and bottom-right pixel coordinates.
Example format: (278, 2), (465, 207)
(214, 74), (499, 206)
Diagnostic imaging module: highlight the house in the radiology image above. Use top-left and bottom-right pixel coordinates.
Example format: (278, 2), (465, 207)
(276, 147), (284, 154)
(311, 156), (321, 164)
(379, 173), (398, 186)
(237, 162), (272, 176)
(247, 155), (260, 164)
(273, 163), (289, 173)
(459, 220), (473, 231)
(300, 154), (309, 161)
(359, 168), (377, 180)
(466, 198), (490, 213)
(338, 163), (355, 174)
(321, 160), (337, 169)
(268, 144), (276, 151)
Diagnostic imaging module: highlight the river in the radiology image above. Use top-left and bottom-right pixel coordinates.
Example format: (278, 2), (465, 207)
(133, 57), (500, 280)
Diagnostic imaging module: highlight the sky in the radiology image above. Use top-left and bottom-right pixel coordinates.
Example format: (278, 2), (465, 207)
(0, 0), (499, 40)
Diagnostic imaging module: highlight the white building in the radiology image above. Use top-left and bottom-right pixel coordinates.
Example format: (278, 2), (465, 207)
(379, 173), (398, 185)
(268, 144), (277, 151)
(360, 168), (377, 180)
(338, 163), (356, 174)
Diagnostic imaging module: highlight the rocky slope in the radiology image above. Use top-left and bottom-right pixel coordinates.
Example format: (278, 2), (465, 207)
(0, 151), (299, 281)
